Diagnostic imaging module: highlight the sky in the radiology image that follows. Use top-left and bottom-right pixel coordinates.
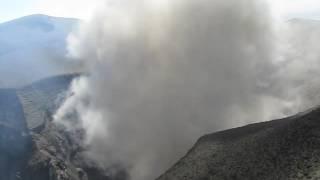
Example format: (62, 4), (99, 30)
(0, 0), (320, 23)
(269, 0), (320, 19)
(0, 0), (103, 22)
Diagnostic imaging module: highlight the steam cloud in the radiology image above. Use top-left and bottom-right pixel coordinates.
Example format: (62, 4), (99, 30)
(54, 0), (320, 179)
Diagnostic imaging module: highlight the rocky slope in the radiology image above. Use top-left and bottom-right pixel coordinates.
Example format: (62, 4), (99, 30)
(0, 74), (127, 180)
(157, 108), (320, 180)
(3, 73), (320, 180)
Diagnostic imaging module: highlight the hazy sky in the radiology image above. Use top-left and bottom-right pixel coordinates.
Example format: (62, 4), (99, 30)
(0, 0), (320, 23)
(269, 0), (320, 19)
(0, 0), (103, 22)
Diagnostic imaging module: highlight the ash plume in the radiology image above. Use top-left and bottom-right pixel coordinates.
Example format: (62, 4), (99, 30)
(54, 0), (320, 179)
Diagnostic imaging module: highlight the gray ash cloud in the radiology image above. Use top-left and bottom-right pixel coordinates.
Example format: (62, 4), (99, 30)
(54, 0), (320, 179)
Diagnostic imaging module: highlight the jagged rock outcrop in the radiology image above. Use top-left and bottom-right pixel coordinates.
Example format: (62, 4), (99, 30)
(4, 73), (320, 180)
(0, 74), (126, 180)
(157, 108), (320, 180)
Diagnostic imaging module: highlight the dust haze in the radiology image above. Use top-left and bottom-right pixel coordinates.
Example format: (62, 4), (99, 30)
(54, 0), (320, 179)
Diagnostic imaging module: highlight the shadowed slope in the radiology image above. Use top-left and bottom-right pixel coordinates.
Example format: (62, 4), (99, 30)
(0, 89), (31, 180)
(0, 74), (127, 180)
(158, 108), (320, 180)
(17, 74), (76, 132)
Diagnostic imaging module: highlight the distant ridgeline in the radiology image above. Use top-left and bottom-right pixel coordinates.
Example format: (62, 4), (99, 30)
(0, 14), (82, 88)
